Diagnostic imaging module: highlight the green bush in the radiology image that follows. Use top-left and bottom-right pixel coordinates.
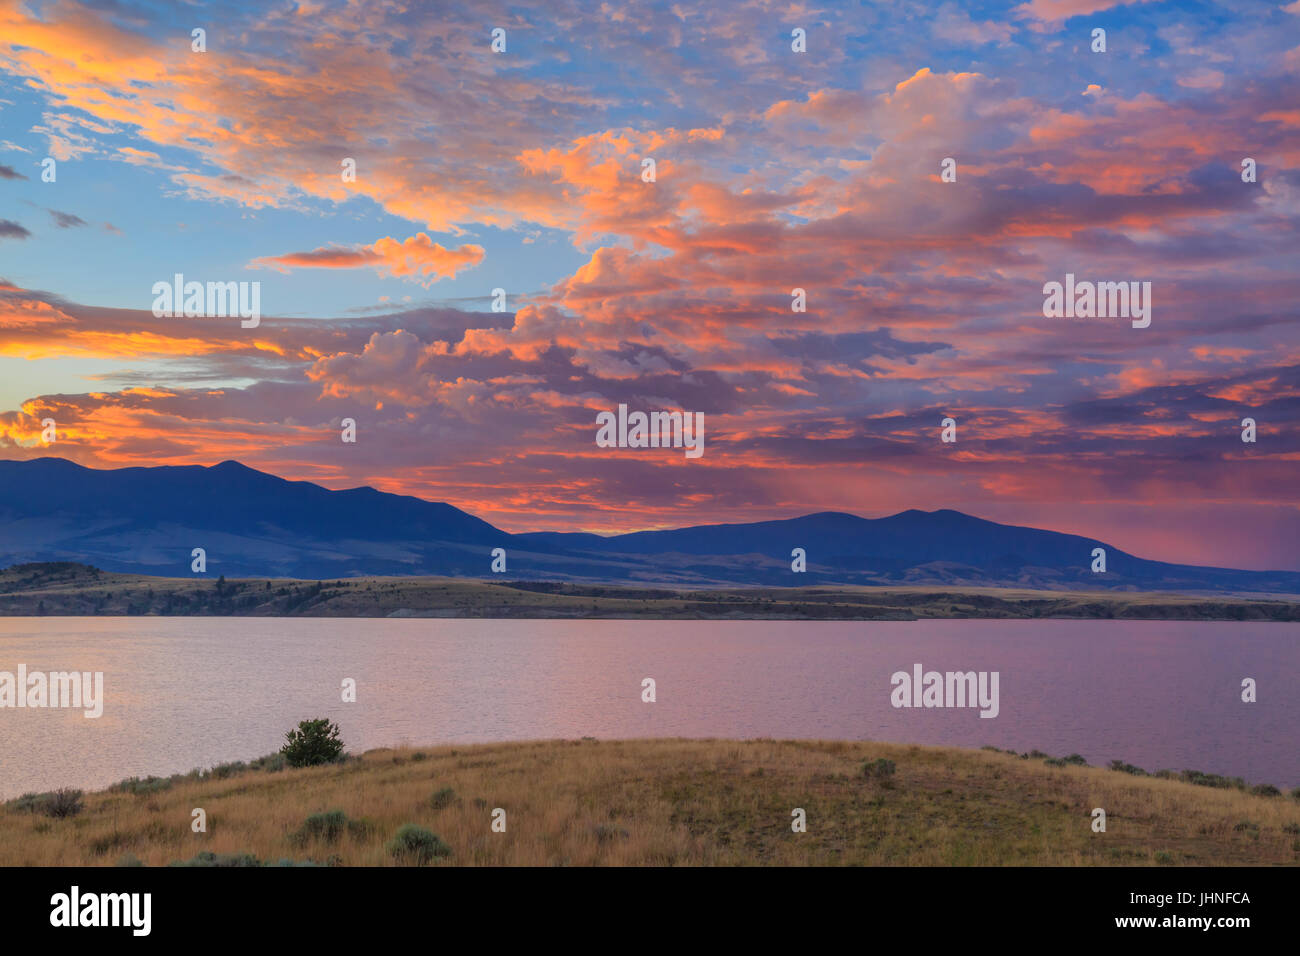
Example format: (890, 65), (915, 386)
(280, 718), (345, 768)
(385, 824), (451, 865)
(5, 792), (42, 813)
(593, 824), (629, 843)
(292, 810), (349, 844)
(202, 760), (247, 780)
(1179, 769), (1244, 790)
(1108, 760), (1147, 776)
(6, 788), (84, 818)
(1062, 754), (1088, 766)
(861, 758), (896, 781)
(1250, 784), (1281, 798)
(249, 752), (287, 773)
(169, 851), (263, 867)
(111, 775), (173, 795)
(430, 787), (458, 809)
(168, 851), (322, 867)
(53, 788), (84, 817)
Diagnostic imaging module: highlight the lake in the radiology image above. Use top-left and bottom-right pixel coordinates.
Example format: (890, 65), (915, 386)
(0, 617), (1295, 798)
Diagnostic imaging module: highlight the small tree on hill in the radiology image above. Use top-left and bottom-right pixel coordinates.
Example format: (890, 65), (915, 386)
(281, 718), (345, 767)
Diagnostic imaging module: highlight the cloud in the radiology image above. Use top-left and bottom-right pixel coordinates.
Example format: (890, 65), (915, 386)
(0, 0), (1297, 568)
(251, 234), (486, 285)
(47, 208), (88, 228)
(933, 4), (1016, 45)
(0, 163), (26, 180)
(1178, 69), (1225, 90)
(0, 219), (31, 239)
(1013, 0), (1153, 24)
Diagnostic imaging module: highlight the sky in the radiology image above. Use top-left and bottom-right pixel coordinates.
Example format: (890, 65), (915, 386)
(0, 0), (1298, 570)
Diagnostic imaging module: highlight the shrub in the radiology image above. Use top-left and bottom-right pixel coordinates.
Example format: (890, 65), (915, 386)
(169, 851), (262, 867)
(385, 824), (451, 865)
(280, 718), (345, 768)
(249, 752), (287, 773)
(202, 760), (247, 780)
(1062, 754), (1088, 766)
(1043, 757), (1066, 767)
(593, 824), (629, 843)
(346, 817), (376, 839)
(1180, 769), (1245, 790)
(292, 810), (349, 845)
(861, 758), (896, 781)
(430, 787), (458, 810)
(1250, 784), (1281, 798)
(7, 788), (85, 818)
(5, 792), (42, 813)
(112, 776), (172, 796)
(1108, 760), (1147, 776)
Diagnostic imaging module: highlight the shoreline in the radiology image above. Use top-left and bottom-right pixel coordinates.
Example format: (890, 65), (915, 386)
(3, 564), (1297, 621)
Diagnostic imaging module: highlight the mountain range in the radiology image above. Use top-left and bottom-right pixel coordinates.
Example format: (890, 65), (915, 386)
(0, 457), (1295, 594)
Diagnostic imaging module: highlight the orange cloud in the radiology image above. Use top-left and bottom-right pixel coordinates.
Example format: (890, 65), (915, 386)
(252, 234), (485, 286)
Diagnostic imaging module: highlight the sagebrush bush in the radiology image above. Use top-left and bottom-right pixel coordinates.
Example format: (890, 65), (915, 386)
(249, 752), (287, 773)
(1108, 760), (1147, 776)
(292, 810), (349, 844)
(112, 776), (173, 796)
(202, 760), (247, 780)
(861, 758), (896, 781)
(169, 851), (262, 867)
(593, 824), (629, 843)
(47, 789), (83, 817)
(385, 824), (451, 865)
(6, 788), (84, 818)
(289, 809), (374, 845)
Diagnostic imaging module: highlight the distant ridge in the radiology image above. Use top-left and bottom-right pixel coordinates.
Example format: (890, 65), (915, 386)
(0, 457), (1295, 593)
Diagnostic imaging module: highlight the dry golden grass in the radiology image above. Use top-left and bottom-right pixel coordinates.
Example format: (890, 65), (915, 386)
(2, 738), (1297, 866)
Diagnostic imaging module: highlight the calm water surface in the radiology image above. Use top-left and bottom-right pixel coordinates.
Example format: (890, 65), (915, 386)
(0, 617), (1295, 798)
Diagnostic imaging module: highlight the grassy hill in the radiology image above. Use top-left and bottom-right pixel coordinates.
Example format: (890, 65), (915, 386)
(2, 563), (1297, 620)
(3, 739), (1298, 866)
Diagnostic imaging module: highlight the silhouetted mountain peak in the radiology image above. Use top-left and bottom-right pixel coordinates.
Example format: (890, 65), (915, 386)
(0, 457), (1294, 593)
